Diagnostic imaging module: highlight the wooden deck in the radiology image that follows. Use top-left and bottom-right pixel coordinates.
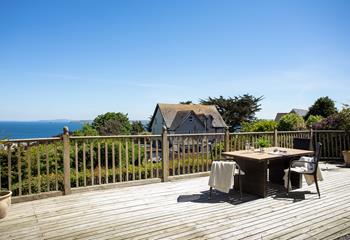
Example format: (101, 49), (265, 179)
(1, 163), (350, 240)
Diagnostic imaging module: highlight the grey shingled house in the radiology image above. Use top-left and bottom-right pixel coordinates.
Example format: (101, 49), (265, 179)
(150, 103), (227, 135)
(274, 108), (308, 121)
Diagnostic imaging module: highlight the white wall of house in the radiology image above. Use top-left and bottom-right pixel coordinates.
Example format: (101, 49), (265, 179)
(151, 109), (165, 135)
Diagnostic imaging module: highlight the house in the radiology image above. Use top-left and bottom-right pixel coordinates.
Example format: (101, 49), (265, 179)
(274, 108), (308, 121)
(149, 103), (227, 135)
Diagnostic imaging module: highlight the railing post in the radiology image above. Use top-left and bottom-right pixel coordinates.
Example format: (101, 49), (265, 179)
(310, 128), (314, 151)
(62, 127), (71, 195)
(162, 126), (169, 182)
(224, 127), (230, 152)
(274, 128), (278, 147)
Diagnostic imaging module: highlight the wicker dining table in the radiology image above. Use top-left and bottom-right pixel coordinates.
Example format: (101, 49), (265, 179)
(222, 147), (314, 197)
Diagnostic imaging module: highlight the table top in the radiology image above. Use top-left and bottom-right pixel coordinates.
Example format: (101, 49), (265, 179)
(222, 147), (313, 161)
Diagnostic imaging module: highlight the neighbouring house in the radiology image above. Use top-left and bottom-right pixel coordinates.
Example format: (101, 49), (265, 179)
(274, 108), (308, 121)
(149, 103), (227, 135)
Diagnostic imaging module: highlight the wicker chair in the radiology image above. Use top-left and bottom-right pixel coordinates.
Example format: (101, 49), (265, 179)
(287, 142), (322, 198)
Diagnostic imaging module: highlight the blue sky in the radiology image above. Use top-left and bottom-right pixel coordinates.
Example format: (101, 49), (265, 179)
(1, 0), (349, 121)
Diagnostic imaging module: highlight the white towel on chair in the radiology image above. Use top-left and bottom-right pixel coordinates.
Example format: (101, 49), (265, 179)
(283, 156), (324, 189)
(208, 161), (236, 193)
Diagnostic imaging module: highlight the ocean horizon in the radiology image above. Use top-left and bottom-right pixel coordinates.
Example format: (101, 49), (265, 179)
(0, 121), (84, 139)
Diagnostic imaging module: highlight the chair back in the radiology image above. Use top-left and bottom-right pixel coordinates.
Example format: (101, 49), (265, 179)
(313, 142), (322, 172)
(293, 138), (311, 150)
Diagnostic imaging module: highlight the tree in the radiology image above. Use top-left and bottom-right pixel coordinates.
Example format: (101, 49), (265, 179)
(277, 113), (306, 131)
(200, 94), (263, 131)
(73, 123), (99, 136)
(131, 121), (145, 134)
(92, 112), (131, 135)
(306, 96), (337, 119)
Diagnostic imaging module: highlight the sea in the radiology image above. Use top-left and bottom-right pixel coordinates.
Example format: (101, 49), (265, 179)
(0, 121), (84, 139)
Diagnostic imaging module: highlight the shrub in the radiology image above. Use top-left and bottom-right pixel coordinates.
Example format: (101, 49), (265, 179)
(305, 115), (323, 129)
(241, 120), (277, 132)
(257, 137), (271, 148)
(277, 113), (306, 131)
(314, 107), (350, 130)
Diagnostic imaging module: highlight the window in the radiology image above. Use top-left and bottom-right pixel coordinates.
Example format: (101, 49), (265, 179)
(189, 116), (193, 122)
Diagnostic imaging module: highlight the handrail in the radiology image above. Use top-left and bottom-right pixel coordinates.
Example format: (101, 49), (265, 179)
(70, 134), (162, 139)
(1, 137), (61, 143)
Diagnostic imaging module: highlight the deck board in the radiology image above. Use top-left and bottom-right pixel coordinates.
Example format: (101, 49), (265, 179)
(1, 163), (350, 240)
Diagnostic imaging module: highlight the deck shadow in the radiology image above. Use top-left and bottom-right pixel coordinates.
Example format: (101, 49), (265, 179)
(177, 189), (258, 205)
(272, 190), (318, 202)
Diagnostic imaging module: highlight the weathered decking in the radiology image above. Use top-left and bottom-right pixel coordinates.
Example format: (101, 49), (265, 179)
(1, 163), (350, 240)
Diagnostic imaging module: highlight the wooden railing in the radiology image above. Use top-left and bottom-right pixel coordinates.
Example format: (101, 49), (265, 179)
(69, 134), (162, 189)
(314, 130), (350, 160)
(0, 137), (63, 197)
(0, 128), (349, 200)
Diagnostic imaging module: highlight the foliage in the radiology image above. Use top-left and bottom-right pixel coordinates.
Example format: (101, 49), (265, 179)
(131, 121), (145, 135)
(256, 137), (271, 148)
(200, 94), (263, 131)
(73, 123), (99, 136)
(179, 101), (193, 104)
(92, 112), (131, 135)
(305, 115), (323, 129)
(277, 113), (306, 131)
(211, 142), (224, 156)
(314, 107), (350, 130)
(241, 120), (277, 132)
(305, 96), (337, 119)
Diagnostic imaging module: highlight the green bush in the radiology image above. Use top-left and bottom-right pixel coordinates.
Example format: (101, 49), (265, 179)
(241, 120), (277, 132)
(277, 113), (306, 131)
(305, 115), (323, 128)
(257, 137), (271, 148)
(314, 107), (350, 130)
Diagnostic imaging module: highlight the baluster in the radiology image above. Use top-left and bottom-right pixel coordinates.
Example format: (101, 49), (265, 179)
(197, 136), (200, 172)
(83, 142), (87, 186)
(150, 139), (153, 178)
(90, 143), (94, 185)
(132, 139), (135, 181)
(45, 142), (49, 192)
(177, 138), (180, 175)
(138, 139), (141, 180)
(112, 142), (115, 183)
(104, 142), (108, 184)
(118, 142), (122, 182)
(98, 143), (101, 184)
(182, 137), (186, 174)
(188, 137), (192, 173)
(156, 139), (159, 178)
(201, 137), (204, 172)
(206, 137), (209, 171)
(125, 140), (129, 181)
(144, 138), (147, 179)
(36, 143), (40, 193)
(171, 138), (174, 176)
(54, 144), (58, 191)
(75, 142), (79, 187)
(8, 145), (12, 192)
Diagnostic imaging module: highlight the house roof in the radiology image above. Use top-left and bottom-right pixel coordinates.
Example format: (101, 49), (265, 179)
(290, 108), (308, 117)
(151, 103), (227, 129)
(275, 108), (309, 122)
(275, 113), (288, 122)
